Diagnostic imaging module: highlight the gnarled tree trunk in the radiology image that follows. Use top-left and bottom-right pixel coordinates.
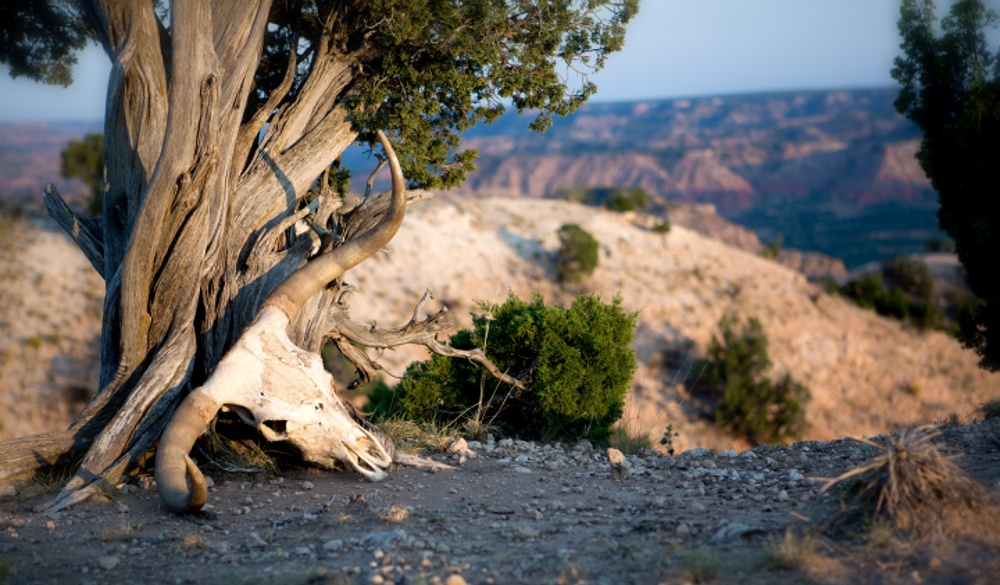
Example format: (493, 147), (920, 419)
(0, 0), (521, 511)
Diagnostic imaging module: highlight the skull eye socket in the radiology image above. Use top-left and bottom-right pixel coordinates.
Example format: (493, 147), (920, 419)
(261, 419), (288, 439)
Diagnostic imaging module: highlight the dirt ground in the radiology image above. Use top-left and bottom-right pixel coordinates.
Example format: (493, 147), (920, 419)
(1, 418), (999, 585)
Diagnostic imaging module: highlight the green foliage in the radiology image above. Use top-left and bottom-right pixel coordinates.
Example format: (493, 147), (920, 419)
(699, 315), (810, 445)
(760, 234), (783, 260)
(659, 423), (679, 456)
(345, 0), (639, 189)
(924, 237), (956, 253)
(6, 1), (638, 191)
(883, 254), (934, 300)
(892, 0), (1000, 370)
(651, 220), (672, 235)
(560, 186), (648, 212)
(978, 398), (1000, 420)
(841, 272), (887, 310)
(60, 132), (104, 216)
(367, 293), (638, 444)
(0, 0), (90, 86)
(556, 223), (599, 283)
(840, 256), (945, 331)
(604, 187), (648, 212)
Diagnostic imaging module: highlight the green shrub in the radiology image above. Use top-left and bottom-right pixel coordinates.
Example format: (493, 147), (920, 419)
(842, 272), (887, 309)
(604, 187), (648, 213)
(556, 223), (599, 284)
(841, 258), (945, 331)
(560, 186), (649, 213)
(924, 237), (955, 253)
(874, 287), (908, 320)
(977, 399), (1000, 421)
(651, 220), (671, 234)
(883, 255), (934, 300)
(368, 293), (638, 444)
(60, 132), (104, 216)
(760, 234), (783, 260)
(699, 315), (810, 445)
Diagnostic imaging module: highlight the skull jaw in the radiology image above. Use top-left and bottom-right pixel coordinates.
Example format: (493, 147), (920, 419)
(223, 399), (394, 482)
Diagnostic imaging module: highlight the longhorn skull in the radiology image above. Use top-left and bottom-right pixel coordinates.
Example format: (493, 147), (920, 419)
(156, 130), (406, 513)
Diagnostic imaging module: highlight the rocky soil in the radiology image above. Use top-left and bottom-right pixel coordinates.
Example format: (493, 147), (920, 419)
(2, 417), (999, 585)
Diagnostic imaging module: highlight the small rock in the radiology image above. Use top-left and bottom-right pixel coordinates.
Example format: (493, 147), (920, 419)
(444, 575), (468, 585)
(515, 526), (540, 540)
(363, 529), (408, 548)
(692, 503), (706, 515)
(676, 523), (691, 538)
(721, 450), (737, 458)
(300, 481), (314, 490)
(96, 555), (120, 570)
(247, 532), (268, 548)
(709, 522), (756, 544)
(607, 448), (630, 480)
(777, 490), (790, 502)
(512, 465), (532, 474)
(447, 438), (477, 458)
(323, 539), (344, 552)
(382, 505), (410, 524)
(789, 470), (805, 482)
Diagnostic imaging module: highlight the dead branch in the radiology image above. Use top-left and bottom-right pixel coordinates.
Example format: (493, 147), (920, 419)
(43, 185), (106, 279)
(328, 289), (527, 392)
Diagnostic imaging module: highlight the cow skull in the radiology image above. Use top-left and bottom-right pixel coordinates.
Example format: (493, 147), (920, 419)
(156, 130), (405, 513)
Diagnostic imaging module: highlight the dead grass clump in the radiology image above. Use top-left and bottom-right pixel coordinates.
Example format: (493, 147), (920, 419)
(198, 426), (278, 476)
(819, 426), (1000, 536)
(609, 422), (653, 455)
(767, 528), (826, 571)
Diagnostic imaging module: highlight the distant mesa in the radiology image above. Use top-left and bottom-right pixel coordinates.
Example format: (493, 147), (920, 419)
(874, 140), (930, 186)
(477, 153), (671, 199)
(0, 88), (943, 268)
(666, 149), (754, 210)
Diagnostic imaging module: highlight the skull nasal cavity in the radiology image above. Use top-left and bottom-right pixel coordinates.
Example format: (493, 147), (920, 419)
(262, 420), (287, 435)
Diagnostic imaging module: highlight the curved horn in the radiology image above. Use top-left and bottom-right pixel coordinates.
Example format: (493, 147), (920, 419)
(264, 129), (407, 321)
(155, 387), (219, 513)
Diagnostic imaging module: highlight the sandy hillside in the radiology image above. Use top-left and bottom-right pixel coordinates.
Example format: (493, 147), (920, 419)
(344, 196), (1000, 450)
(1, 197), (998, 451)
(0, 211), (102, 440)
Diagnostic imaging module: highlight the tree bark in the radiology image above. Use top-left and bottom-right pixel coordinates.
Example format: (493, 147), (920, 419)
(0, 0), (526, 509)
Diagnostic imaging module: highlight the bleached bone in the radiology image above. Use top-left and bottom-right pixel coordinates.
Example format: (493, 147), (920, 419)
(156, 130), (405, 514)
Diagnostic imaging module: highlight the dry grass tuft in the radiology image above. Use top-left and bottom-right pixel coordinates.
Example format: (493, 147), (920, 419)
(768, 528), (828, 571)
(609, 422), (653, 455)
(378, 416), (466, 455)
(819, 426), (999, 535)
(199, 428), (278, 475)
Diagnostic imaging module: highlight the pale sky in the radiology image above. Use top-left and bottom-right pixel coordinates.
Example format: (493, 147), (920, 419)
(0, 1), (936, 122)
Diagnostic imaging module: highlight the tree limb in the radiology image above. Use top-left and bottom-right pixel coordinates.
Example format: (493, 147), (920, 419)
(43, 185), (105, 280)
